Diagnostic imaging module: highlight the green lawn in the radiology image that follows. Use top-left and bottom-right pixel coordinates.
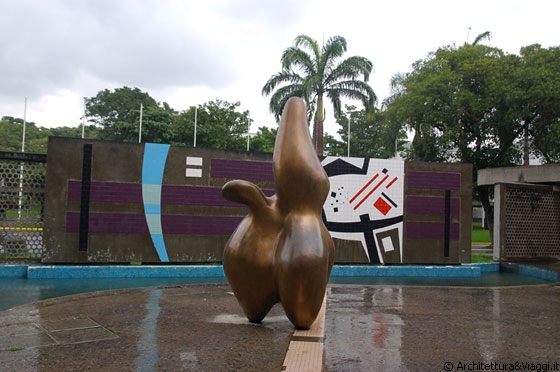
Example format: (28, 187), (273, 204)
(472, 222), (491, 243)
(471, 254), (493, 263)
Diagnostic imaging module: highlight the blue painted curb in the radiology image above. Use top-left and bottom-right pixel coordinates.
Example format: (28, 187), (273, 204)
(330, 265), (481, 278)
(19, 264), (481, 279)
(464, 262), (500, 273)
(500, 262), (559, 282)
(1, 263), (556, 281)
(26, 265), (226, 279)
(0, 264), (28, 278)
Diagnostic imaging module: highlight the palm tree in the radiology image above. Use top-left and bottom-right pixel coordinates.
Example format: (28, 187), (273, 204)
(262, 35), (376, 156)
(471, 31), (491, 46)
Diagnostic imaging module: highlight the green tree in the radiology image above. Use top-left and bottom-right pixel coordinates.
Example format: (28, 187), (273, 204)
(171, 99), (249, 150)
(513, 44), (560, 163)
(323, 133), (345, 156)
(139, 105), (175, 144)
(50, 125), (103, 139)
(334, 105), (406, 159)
(249, 126), (277, 153)
(85, 86), (166, 142)
(0, 117), (51, 153)
(262, 34), (376, 156)
(170, 106), (197, 147)
(385, 42), (523, 171)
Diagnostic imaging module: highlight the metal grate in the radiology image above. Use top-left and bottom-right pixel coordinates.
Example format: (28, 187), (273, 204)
(503, 184), (560, 257)
(0, 154), (46, 260)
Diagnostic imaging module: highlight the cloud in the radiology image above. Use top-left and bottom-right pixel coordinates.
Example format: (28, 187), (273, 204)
(0, 0), (559, 130)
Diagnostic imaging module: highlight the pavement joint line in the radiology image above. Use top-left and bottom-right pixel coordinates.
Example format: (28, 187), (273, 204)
(282, 295), (327, 372)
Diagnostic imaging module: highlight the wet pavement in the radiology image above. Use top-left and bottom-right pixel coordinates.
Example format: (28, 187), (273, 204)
(0, 284), (293, 372)
(0, 276), (559, 371)
(324, 284), (560, 371)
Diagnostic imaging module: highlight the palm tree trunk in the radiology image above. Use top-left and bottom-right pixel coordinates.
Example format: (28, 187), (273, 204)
(312, 117), (318, 152)
(523, 122), (530, 165)
(313, 95), (324, 156)
(315, 119), (324, 156)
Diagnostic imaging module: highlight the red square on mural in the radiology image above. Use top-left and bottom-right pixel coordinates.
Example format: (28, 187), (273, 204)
(374, 197), (391, 215)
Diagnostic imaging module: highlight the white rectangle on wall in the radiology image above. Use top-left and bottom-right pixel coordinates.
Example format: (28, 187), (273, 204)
(381, 236), (395, 252)
(186, 168), (202, 177)
(186, 156), (203, 166)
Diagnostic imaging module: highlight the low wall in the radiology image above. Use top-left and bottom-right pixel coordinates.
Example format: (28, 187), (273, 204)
(43, 137), (472, 264)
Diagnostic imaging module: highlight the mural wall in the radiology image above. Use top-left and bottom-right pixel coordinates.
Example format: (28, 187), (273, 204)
(43, 137), (471, 264)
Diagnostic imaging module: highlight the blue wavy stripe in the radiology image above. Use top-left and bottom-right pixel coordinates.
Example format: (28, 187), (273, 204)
(142, 143), (170, 262)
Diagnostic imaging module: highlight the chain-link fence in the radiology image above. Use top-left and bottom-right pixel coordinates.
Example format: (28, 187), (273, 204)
(0, 151), (46, 261)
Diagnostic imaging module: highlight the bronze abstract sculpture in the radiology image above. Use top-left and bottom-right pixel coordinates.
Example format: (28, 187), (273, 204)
(222, 97), (335, 329)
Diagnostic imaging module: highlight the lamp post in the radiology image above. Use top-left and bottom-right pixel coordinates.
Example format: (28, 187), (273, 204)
(347, 114), (351, 157)
(81, 98), (86, 139)
(21, 98), (27, 152)
(242, 111), (256, 151)
(193, 107), (197, 147)
(138, 104), (143, 143)
(246, 112), (250, 151)
(18, 98), (27, 219)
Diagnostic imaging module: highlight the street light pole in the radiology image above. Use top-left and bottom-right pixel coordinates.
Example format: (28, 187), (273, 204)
(194, 107), (197, 147)
(21, 97), (27, 152)
(18, 98), (27, 219)
(81, 98), (86, 139)
(246, 111), (251, 151)
(138, 104), (143, 143)
(347, 114), (351, 157)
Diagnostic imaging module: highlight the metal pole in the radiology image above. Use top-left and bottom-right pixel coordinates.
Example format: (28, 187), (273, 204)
(138, 104), (143, 143)
(18, 98), (27, 219)
(82, 98), (86, 139)
(246, 111), (251, 151)
(347, 116), (351, 157)
(194, 107), (197, 147)
(21, 98), (27, 152)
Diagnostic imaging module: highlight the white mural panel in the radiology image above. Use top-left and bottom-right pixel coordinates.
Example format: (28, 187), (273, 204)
(321, 157), (405, 263)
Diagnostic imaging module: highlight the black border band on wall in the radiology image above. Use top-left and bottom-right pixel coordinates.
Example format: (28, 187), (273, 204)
(444, 190), (451, 257)
(78, 144), (93, 252)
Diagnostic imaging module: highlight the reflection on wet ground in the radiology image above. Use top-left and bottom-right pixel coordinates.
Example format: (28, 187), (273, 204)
(0, 281), (559, 371)
(325, 285), (560, 372)
(1, 268), (554, 312)
(0, 276), (226, 312)
(0, 284), (293, 372)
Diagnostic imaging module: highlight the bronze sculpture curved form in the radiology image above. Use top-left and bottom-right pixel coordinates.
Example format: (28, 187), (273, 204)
(222, 97), (335, 329)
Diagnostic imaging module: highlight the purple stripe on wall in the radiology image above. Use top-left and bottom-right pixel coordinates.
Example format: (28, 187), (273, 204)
(161, 185), (238, 207)
(66, 212), (243, 236)
(161, 215), (242, 235)
(407, 171), (460, 190)
(66, 212), (149, 234)
(68, 181), (276, 206)
(68, 181), (143, 203)
(407, 196), (460, 215)
(406, 221), (459, 240)
(211, 159), (274, 181)
(162, 185), (275, 206)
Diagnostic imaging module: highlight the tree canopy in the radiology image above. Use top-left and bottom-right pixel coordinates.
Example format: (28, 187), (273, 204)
(2, 35), (559, 173)
(325, 105), (407, 158)
(262, 34), (376, 156)
(384, 41), (560, 177)
(1, 89), (277, 154)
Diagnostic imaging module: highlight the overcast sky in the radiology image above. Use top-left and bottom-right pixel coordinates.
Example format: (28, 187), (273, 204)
(1, 0), (558, 137)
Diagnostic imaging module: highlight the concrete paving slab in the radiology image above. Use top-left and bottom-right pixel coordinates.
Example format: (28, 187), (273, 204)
(0, 264), (559, 372)
(324, 284), (560, 372)
(0, 284), (293, 372)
